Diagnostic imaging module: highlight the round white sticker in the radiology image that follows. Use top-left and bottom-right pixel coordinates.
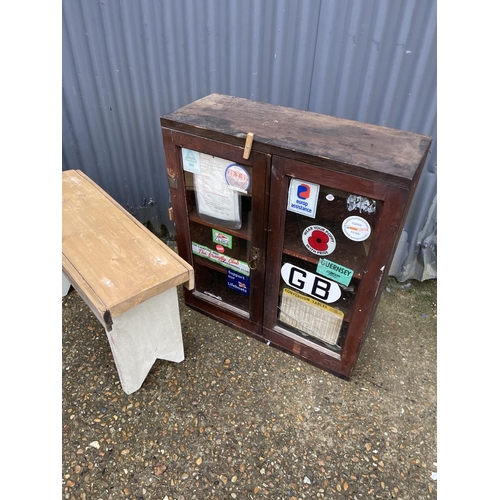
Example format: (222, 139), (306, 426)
(342, 216), (371, 241)
(225, 164), (250, 193)
(302, 225), (336, 255)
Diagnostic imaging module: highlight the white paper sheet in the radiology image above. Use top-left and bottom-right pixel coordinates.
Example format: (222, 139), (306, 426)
(193, 153), (240, 223)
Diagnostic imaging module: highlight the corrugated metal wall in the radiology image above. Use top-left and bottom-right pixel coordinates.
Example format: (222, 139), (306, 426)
(62, 0), (436, 281)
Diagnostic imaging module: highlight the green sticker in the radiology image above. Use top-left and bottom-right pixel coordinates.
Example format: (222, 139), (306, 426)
(316, 258), (354, 286)
(212, 229), (233, 249)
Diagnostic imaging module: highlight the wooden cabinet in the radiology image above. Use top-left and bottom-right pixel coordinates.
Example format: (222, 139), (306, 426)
(161, 93), (432, 380)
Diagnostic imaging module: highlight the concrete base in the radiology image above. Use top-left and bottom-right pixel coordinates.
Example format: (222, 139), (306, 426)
(105, 287), (185, 394)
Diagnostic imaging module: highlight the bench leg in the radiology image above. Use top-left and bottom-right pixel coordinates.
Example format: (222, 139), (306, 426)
(105, 287), (185, 395)
(62, 273), (71, 297)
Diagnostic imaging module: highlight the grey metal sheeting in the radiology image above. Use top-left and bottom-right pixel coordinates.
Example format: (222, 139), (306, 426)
(62, 0), (436, 281)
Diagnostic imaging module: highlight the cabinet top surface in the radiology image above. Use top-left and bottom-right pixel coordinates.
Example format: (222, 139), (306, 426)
(161, 93), (432, 185)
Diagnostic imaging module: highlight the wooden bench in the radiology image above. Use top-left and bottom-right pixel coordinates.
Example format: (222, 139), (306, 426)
(62, 169), (194, 394)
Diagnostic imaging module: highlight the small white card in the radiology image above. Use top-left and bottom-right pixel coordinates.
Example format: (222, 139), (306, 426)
(182, 148), (201, 174)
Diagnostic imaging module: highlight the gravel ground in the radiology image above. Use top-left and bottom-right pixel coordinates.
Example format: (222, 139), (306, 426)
(62, 274), (437, 500)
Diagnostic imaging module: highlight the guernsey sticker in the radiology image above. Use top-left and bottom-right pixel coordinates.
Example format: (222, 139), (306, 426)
(342, 216), (371, 242)
(302, 225), (336, 256)
(316, 258), (354, 287)
(287, 179), (320, 218)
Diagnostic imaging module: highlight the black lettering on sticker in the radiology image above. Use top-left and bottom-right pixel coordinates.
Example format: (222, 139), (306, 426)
(311, 276), (331, 300)
(289, 267), (307, 290)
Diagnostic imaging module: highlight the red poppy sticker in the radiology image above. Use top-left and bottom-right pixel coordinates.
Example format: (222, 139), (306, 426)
(302, 225), (336, 255)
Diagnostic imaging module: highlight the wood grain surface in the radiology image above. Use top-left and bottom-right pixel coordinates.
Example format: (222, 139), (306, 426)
(62, 170), (193, 327)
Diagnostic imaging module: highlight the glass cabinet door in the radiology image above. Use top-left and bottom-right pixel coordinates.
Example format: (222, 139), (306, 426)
(263, 156), (388, 369)
(165, 131), (270, 335)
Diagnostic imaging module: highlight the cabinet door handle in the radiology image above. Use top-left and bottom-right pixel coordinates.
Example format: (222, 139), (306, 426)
(248, 247), (261, 270)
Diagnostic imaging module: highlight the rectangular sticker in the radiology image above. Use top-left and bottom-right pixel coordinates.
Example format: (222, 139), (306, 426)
(192, 242), (250, 276)
(226, 269), (250, 296)
(181, 148), (201, 174)
(212, 229), (233, 249)
(287, 179), (320, 218)
(316, 258), (354, 287)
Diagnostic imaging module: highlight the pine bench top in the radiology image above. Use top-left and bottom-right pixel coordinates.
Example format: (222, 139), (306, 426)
(62, 169), (194, 330)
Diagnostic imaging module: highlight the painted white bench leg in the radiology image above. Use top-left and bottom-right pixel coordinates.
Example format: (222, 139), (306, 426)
(62, 273), (71, 297)
(105, 287), (185, 394)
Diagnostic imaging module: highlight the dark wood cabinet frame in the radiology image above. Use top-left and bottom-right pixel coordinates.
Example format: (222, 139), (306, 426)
(161, 93), (431, 380)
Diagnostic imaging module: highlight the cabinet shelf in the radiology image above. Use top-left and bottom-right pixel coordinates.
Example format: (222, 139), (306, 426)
(189, 207), (251, 241)
(193, 255), (226, 274)
(193, 255), (251, 280)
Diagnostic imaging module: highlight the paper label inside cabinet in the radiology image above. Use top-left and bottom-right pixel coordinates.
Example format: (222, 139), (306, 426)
(189, 152), (241, 223)
(316, 258), (354, 287)
(279, 288), (343, 346)
(192, 242), (250, 276)
(287, 179), (320, 218)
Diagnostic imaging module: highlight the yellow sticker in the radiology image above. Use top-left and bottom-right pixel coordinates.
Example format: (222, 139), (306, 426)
(282, 288), (343, 315)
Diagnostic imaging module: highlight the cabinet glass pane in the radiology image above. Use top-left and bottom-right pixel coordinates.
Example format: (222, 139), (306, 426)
(276, 179), (381, 352)
(182, 148), (254, 314)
